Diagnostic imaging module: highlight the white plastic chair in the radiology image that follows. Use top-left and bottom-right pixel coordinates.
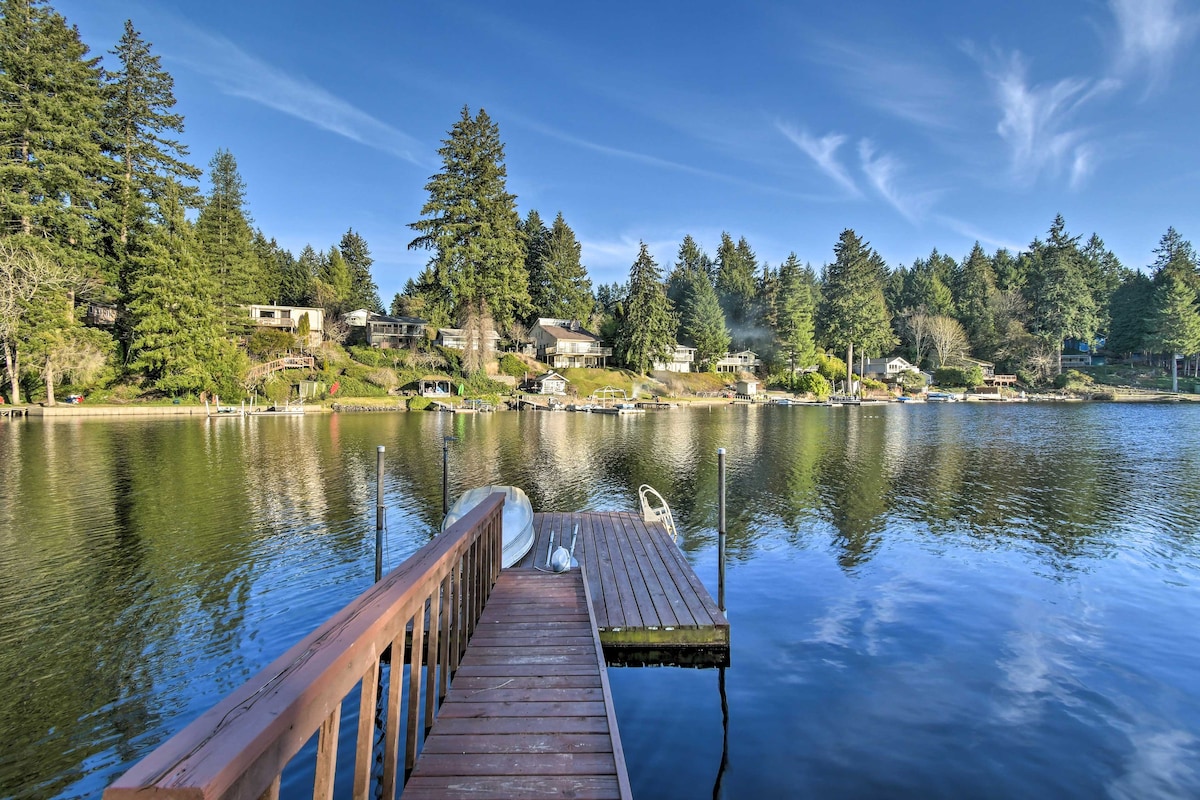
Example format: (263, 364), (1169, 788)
(638, 484), (678, 543)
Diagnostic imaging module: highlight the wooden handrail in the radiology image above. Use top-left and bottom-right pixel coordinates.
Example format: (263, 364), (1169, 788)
(104, 494), (505, 800)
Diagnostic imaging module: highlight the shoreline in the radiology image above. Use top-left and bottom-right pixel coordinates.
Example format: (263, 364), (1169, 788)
(8, 391), (1199, 417)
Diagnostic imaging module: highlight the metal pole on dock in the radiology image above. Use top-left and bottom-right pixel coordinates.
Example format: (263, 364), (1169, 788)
(375, 446), (385, 582)
(717, 447), (726, 613)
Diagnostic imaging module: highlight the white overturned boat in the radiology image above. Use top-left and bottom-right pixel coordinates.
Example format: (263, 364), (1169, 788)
(441, 485), (536, 568)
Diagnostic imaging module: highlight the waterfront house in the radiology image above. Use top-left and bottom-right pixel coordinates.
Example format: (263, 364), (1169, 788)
(344, 310), (427, 349)
(715, 350), (760, 374)
(1061, 353), (1093, 368)
(652, 345), (696, 373)
(530, 318), (612, 369)
(247, 305), (324, 347)
(528, 370), (569, 396)
(436, 327), (501, 352)
(864, 356), (919, 381)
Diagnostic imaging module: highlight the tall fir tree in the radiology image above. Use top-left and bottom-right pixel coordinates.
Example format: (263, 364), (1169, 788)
(102, 20), (199, 261)
(1150, 227), (1199, 290)
(775, 253), (817, 383)
(666, 235), (707, 311)
(540, 212), (592, 323)
(1023, 215), (1097, 372)
(0, 0), (110, 260)
(1106, 272), (1154, 357)
(521, 209), (551, 318)
(1149, 272), (1200, 391)
(957, 242), (998, 356)
(678, 266), (729, 371)
(195, 149), (259, 322)
(714, 232), (758, 339)
(819, 229), (894, 387)
(616, 243), (675, 374)
(128, 181), (238, 396)
(313, 245), (351, 319)
(339, 228), (381, 312)
(408, 106), (529, 339)
(1079, 234), (1127, 341)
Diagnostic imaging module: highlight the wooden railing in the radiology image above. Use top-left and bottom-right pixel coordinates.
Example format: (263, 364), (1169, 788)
(104, 494), (505, 800)
(244, 355), (317, 385)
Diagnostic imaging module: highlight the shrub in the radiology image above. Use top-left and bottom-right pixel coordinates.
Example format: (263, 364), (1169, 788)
(862, 377), (886, 392)
(248, 328), (294, 358)
(348, 345), (389, 368)
(897, 370), (926, 392)
(933, 365), (984, 388)
(816, 352), (846, 382)
(499, 353), (527, 378)
(796, 371), (831, 399)
(407, 395), (431, 411)
(1054, 369), (1095, 390)
(365, 368), (399, 391)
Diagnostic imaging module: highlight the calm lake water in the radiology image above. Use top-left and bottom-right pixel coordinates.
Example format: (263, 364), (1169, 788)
(1, 404), (1199, 798)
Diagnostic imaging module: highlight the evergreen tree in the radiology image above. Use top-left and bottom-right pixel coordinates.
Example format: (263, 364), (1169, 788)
(251, 230), (282, 305)
(396, 264), (453, 328)
(540, 212), (592, 323)
(616, 243), (675, 374)
(958, 242), (998, 355)
(819, 229), (895, 388)
(1150, 227), (1199, 290)
(666, 235), (706, 311)
(1149, 272), (1200, 391)
(0, 0), (109, 258)
(992, 248), (1023, 291)
(905, 254), (955, 316)
(407, 106), (529, 337)
(102, 19), (199, 258)
(128, 182), (237, 395)
(522, 209), (550, 317)
(678, 266), (729, 371)
(775, 253), (817, 385)
(339, 228), (381, 312)
(1079, 234), (1127, 341)
(195, 149), (259, 320)
(1106, 272), (1154, 357)
(313, 245), (351, 318)
(714, 233), (758, 339)
(1023, 215), (1097, 373)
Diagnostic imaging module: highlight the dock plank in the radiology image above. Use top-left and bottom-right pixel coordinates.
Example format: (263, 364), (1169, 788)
(405, 569), (631, 800)
(514, 511), (729, 655)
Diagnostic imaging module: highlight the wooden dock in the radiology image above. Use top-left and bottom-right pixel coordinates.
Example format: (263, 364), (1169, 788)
(517, 512), (729, 662)
(405, 568), (631, 799)
(105, 497), (727, 799)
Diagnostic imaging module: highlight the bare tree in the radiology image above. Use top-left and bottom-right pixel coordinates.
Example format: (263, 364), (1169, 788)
(0, 243), (78, 404)
(904, 310), (933, 368)
(928, 315), (969, 368)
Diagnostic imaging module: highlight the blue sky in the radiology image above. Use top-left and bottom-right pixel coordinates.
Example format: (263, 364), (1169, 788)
(58, 0), (1200, 302)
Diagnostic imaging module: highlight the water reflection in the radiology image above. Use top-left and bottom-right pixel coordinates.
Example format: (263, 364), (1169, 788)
(1, 403), (1199, 798)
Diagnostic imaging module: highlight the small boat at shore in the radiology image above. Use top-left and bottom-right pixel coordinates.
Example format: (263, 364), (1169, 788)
(442, 485), (536, 568)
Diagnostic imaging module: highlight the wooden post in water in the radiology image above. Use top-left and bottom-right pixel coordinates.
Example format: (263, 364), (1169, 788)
(717, 447), (726, 612)
(375, 446), (385, 582)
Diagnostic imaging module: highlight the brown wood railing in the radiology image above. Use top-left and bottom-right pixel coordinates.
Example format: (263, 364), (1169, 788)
(104, 493), (505, 800)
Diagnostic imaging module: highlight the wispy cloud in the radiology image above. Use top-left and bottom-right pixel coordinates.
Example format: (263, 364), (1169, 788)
(510, 114), (828, 201)
(169, 23), (429, 167)
(1110, 0), (1199, 91)
(973, 48), (1108, 188)
(933, 214), (1026, 254)
(805, 39), (961, 131)
(857, 139), (938, 223)
(777, 124), (859, 196)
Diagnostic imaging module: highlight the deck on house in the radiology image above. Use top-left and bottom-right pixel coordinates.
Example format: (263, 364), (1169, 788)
(515, 512), (729, 661)
(405, 568), (631, 799)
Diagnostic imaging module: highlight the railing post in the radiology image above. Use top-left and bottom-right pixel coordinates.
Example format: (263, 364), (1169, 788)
(376, 446), (385, 582)
(717, 447), (726, 613)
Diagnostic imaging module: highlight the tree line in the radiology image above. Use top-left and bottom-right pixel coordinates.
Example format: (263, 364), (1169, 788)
(4, 0), (1198, 406)
(0, 1), (382, 403)
(401, 107), (1200, 387)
